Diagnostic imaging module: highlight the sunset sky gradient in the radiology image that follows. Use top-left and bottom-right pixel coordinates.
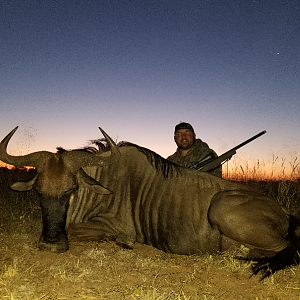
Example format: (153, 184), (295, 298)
(1, 0), (300, 177)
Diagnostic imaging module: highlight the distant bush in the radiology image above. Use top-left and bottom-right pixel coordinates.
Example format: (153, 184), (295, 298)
(0, 167), (40, 232)
(0, 166), (36, 183)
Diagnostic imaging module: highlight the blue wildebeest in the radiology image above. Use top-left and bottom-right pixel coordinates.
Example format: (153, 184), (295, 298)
(0, 126), (299, 279)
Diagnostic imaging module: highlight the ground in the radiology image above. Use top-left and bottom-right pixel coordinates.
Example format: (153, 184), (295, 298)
(1, 168), (300, 299)
(2, 230), (300, 300)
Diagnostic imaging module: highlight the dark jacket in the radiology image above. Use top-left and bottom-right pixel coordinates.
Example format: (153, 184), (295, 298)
(167, 139), (222, 177)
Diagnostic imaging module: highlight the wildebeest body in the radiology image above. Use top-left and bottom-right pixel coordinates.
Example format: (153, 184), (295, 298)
(67, 146), (289, 257)
(1, 127), (299, 279)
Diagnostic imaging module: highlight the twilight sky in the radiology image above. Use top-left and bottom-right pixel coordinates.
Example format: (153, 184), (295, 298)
(1, 0), (300, 177)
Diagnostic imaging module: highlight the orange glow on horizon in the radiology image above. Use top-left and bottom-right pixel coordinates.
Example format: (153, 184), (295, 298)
(0, 162), (34, 170)
(1, 161), (299, 181)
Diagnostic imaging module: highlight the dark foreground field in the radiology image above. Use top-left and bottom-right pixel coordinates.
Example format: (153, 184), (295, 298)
(1, 168), (300, 300)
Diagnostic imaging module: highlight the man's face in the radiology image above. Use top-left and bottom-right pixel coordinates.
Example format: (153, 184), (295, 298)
(174, 129), (196, 150)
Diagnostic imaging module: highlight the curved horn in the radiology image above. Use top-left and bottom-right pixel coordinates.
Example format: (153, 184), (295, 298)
(92, 127), (120, 165)
(98, 127), (119, 152)
(96, 127), (120, 165)
(0, 126), (52, 168)
(97, 127), (120, 162)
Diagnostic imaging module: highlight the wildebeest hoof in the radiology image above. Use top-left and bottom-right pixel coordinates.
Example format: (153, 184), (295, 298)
(38, 236), (68, 253)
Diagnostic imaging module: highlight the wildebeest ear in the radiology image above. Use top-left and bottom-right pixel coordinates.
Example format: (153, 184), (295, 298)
(10, 175), (38, 191)
(77, 169), (112, 195)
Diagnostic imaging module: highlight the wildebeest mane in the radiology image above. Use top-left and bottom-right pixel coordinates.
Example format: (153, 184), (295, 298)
(57, 140), (180, 178)
(56, 146), (100, 154)
(56, 138), (109, 154)
(119, 142), (180, 178)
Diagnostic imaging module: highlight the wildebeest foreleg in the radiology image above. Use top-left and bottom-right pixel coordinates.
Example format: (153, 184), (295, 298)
(68, 220), (136, 249)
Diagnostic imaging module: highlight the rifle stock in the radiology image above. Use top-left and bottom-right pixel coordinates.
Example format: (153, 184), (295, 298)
(200, 149), (236, 172)
(190, 130), (266, 172)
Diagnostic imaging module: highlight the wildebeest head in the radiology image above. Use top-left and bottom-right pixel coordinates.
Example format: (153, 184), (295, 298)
(0, 127), (120, 253)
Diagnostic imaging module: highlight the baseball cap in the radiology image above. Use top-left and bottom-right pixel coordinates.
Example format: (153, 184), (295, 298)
(174, 122), (194, 134)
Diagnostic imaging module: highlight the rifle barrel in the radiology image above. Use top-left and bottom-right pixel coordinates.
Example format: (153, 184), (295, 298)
(231, 130), (266, 152)
(197, 130), (267, 172)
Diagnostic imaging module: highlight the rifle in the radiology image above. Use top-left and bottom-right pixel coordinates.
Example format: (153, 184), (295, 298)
(189, 130), (266, 172)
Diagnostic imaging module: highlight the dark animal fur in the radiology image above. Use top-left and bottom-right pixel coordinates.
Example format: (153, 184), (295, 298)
(120, 142), (181, 178)
(51, 141), (300, 279)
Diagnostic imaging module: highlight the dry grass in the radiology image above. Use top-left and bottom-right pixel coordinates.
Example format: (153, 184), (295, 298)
(223, 154), (300, 181)
(223, 156), (300, 218)
(0, 167), (300, 299)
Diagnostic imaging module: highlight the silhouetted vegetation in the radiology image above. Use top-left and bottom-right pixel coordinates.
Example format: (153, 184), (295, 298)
(0, 167), (40, 235)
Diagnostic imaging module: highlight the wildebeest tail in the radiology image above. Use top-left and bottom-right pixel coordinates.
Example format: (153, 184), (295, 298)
(251, 214), (300, 280)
